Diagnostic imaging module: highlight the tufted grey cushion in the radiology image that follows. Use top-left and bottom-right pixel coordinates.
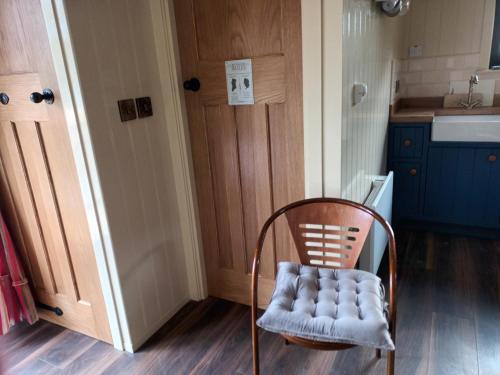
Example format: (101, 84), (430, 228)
(257, 262), (395, 350)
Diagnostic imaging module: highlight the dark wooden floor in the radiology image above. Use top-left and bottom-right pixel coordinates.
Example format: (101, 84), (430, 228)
(1, 230), (499, 375)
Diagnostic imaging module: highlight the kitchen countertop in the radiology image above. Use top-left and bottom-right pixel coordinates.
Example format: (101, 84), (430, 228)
(390, 96), (500, 123)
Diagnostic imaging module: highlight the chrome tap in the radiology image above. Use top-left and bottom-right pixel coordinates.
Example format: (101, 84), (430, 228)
(459, 75), (481, 109)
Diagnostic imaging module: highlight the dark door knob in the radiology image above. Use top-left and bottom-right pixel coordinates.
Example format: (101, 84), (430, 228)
(0, 92), (9, 105)
(183, 78), (200, 92)
(30, 88), (54, 104)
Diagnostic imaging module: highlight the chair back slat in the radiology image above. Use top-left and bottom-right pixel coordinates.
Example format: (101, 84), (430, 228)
(285, 202), (374, 269)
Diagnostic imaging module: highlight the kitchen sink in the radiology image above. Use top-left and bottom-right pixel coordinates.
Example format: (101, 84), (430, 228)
(432, 115), (500, 142)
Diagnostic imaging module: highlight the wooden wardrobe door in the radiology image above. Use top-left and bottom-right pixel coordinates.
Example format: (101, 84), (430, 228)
(174, 0), (304, 305)
(0, 1), (111, 342)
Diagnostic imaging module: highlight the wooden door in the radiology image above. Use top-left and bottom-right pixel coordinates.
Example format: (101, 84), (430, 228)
(174, 0), (304, 305)
(0, 0), (111, 342)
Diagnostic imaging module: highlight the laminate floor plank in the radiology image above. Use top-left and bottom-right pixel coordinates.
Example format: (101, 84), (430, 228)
(428, 312), (478, 375)
(58, 340), (122, 374)
(1, 230), (499, 375)
(36, 330), (96, 369)
(432, 235), (475, 319)
(1, 323), (65, 371)
(144, 300), (246, 374)
(0, 320), (48, 360)
(391, 231), (434, 359)
(468, 238), (500, 375)
(15, 359), (61, 375)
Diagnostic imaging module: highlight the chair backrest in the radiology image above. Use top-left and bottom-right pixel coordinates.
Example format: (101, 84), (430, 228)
(285, 201), (374, 269)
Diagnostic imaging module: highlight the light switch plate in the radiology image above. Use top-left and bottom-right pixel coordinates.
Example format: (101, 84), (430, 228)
(409, 45), (423, 58)
(136, 96), (153, 118)
(117, 99), (137, 122)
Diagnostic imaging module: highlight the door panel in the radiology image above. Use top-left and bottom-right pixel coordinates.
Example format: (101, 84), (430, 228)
(15, 120), (78, 299)
(236, 105), (275, 277)
(198, 56), (286, 105)
(174, 0), (304, 305)
(471, 148), (500, 228)
(0, 1), (111, 342)
(424, 146), (500, 229)
(205, 105), (247, 272)
(393, 162), (422, 219)
(193, 0), (283, 61)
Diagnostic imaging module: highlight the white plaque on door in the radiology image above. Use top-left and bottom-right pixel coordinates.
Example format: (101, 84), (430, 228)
(225, 59), (255, 105)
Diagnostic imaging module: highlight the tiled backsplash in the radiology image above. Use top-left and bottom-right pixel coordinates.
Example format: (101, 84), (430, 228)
(398, 53), (500, 99)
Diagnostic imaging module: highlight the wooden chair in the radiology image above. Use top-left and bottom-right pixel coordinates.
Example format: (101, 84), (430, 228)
(251, 198), (397, 375)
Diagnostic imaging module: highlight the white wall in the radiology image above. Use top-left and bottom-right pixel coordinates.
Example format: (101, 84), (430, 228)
(323, 0), (345, 197)
(340, 0), (403, 202)
(303, 0), (403, 201)
(399, 0), (500, 98)
(64, 0), (191, 351)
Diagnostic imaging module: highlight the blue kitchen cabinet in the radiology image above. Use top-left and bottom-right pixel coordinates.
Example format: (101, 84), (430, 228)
(388, 122), (500, 231)
(392, 161), (423, 219)
(470, 148), (500, 228)
(424, 145), (500, 229)
(388, 123), (430, 221)
(424, 147), (475, 225)
(391, 126), (425, 159)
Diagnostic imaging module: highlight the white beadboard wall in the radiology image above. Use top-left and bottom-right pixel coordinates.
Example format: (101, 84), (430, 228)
(64, 0), (190, 349)
(341, 0), (404, 203)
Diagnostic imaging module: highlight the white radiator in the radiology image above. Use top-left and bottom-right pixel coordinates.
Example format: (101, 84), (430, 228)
(359, 172), (394, 275)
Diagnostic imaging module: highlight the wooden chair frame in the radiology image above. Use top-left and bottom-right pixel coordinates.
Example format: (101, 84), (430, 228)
(251, 198), (397, 375)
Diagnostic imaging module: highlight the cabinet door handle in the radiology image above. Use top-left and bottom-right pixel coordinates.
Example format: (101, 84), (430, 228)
(488, 154), (497, 162)
(409, 168), (417, 176)
(403, 138), (412, 147)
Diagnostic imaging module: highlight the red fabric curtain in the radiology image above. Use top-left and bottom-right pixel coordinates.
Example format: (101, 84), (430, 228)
(0, 212), (38, 335)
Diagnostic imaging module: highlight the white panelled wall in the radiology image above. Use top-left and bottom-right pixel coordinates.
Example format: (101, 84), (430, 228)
(340, 0), (404, 203)
(63, 0), (191, 351)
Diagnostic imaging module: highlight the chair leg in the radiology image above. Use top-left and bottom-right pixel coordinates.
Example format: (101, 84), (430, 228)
(376, 349), (381, 359)
(252, 325), (260, 375)
(387, 350), (395, 375)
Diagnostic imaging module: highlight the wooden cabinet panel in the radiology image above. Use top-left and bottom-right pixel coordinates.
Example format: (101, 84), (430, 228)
(388, 123), (429, 220)
(391, 126), (425, 159)
(424, 147), (475, 224)
(389, 122), (500, 231)
(471, 149), (500, 228)
(393, 162), (423, 219)
(424, 146), (500, 229)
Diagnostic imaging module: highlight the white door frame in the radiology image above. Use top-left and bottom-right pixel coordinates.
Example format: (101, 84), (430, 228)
(302, 0), (344, 199)
(149, 0), (207, 302)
